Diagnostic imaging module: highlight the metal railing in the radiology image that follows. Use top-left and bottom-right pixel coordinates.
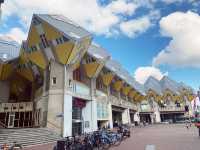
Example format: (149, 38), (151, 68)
(0, 102), (33, 113)
(140, 108), (154, 112)
(159, 106), (185, 112)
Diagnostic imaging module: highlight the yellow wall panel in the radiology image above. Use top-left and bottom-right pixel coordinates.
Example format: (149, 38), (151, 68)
(10, 79), (26, 95)
(0, 64), (13, 80)
(83, 62), (99, 78)
(71, 62), (80, 70)
(102, 73), (114, 86)
(135, 94), (142, 102)
(3, 64), (12, 80)
(42, 22), (61, 41)
(19, 52), (30, 65)
(17, 68), (34, 82)
(67, 37), (91, 64)
(28, 51), (47, 69)
(129, 90), (137, 98)
(54, 42), (74, 64)
(27, 26), (40, 47)
(0, 64), (3, 79)
(188, 95), (194, 101)
(66, 43), (77, 64)
(122, 86), (131, 95)
(113, 81), (123, 92)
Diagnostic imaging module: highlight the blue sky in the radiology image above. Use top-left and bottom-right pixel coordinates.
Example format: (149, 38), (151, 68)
(1, 0), (200, 90)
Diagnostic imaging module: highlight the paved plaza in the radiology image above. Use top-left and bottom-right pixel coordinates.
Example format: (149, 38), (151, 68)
(113, 124), (200, 150)
(24, 124), (200, 150)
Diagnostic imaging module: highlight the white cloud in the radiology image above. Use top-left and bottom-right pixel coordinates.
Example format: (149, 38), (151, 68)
(1, 0), (141, 36)
(153, 11), (200, 68)
(106, 0), (138, 16)
(134, 66), (168, 84)
(0, 27), (27, 43)
(120, 16), (151, 38)
(161, 0), (185, 4)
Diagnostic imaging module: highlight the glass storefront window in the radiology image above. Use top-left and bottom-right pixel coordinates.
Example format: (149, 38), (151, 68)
(97, 103), (109, 119)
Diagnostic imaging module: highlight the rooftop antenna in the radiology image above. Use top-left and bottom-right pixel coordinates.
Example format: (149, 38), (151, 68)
(0, 0), (4, 22)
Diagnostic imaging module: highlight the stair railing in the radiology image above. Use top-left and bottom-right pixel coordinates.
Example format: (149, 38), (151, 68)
(47, 120), (61, 130)
(0, 120), (7, 128)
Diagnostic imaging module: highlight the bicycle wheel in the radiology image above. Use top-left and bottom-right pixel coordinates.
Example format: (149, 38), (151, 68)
(199, 128), (200, 137)
(113, 139), (121, 146)
(114, 136), (122, 146)
(100, 137), (110, 150)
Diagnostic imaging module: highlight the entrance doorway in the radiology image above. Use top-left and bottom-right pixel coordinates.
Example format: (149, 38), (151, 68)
(140, 113), (152, 124)
(72, 97), (86, 136)
(112, 106), (124, 127)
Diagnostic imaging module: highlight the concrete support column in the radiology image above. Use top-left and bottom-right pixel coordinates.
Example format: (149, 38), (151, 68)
(154, 111), (161, 123)
(82, 101), (92, 133)
(126, 108), (131, 124)
(107, 86), (113, 128)
(134, 112), (140, 123)
(63, 94), (72, 137)
(90, 78), (98, 131)
(63, 66), (73, 137)
(108, 102), (113, 128)
(153, 101), (161, 123)
(42, 68), (47, 92)
(122, 108), (130, 124)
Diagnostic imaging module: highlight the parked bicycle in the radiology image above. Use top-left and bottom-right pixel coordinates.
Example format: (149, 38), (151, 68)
(54, 128), (128, 150)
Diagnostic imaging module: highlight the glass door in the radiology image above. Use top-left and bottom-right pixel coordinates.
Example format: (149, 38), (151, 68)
(8, 112), (15, 128)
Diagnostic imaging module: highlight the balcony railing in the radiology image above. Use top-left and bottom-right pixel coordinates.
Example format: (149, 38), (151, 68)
(0, 102), (33, 113)
(159, 106), (185, 112)
(140, 107), (154, 112)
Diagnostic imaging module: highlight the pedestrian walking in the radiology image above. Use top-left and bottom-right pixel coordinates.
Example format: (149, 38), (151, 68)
(1, 143), (9, 150)
(186, 123), (189, 129)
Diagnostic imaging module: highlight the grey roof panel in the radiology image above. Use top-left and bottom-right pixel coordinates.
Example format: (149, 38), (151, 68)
(105, 59), (130, 82)
(88, 43), (110, 61)
(105, 59), (145, 95)
(132, 79), (146, 96)
(160, 76), (180, 95)
(0, 37), (20, 62)
(36, 14), (91, 41)
(105, 59), (122, 75)
(144, 76), (162, 95)
(178, 82), (194, 93)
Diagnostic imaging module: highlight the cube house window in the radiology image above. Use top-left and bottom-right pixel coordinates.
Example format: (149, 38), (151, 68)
(52, 77), (57, 85)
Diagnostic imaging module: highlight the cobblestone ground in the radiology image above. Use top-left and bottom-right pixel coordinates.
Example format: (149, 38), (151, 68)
(24, 124), (200, 150)
(23, 142), (55, 150)
(112, 124), (200, 150)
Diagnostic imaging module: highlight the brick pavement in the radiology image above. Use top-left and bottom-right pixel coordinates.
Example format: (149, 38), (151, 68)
(23, 124), (200, 150)
(112, 124), (200, 150)
(23, 142), (56, 150)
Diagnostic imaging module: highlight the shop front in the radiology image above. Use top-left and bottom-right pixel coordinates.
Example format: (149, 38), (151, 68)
(112, 106), (124, 127)
(160, 112), (185, 123)
(139, 112), (152, 124)
(97, 102), (110, 129)
(129, 109), (136, 124)
(72, 97), (86, 136)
